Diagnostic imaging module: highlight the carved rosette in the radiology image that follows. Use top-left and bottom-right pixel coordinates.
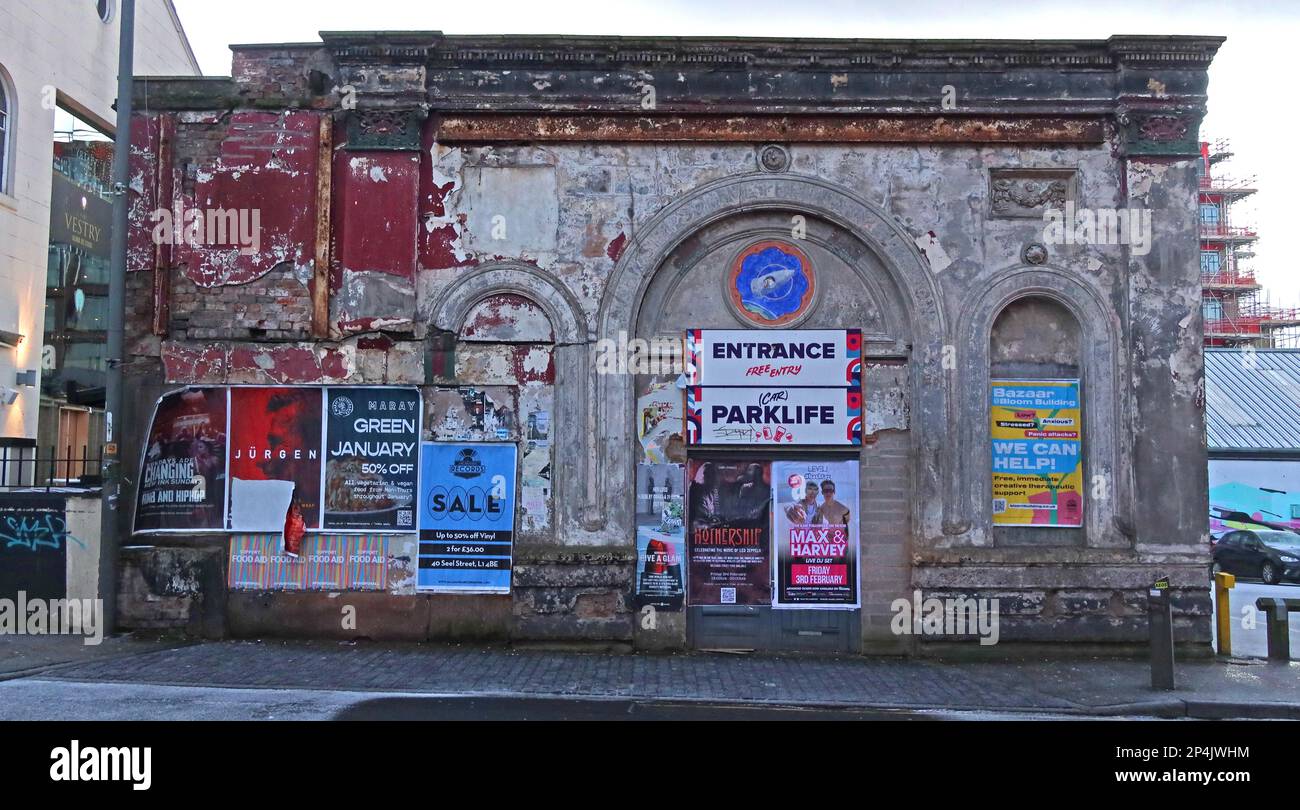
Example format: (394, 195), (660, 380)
(1116, 102), (1206, 157)
(344, 109), (424, 151)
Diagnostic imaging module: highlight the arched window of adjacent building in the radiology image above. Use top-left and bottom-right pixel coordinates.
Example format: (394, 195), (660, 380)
(989, 296), (1084, 544)
(0, 64), (14, 195)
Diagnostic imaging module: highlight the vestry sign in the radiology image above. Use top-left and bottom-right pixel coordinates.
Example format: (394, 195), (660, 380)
(49, 172), (112, 259)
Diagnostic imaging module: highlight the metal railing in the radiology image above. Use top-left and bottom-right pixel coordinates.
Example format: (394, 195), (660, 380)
(0, 447), (103, 490)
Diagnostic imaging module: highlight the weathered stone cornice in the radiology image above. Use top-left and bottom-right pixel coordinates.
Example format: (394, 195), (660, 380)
(133, 32), (1220, 154)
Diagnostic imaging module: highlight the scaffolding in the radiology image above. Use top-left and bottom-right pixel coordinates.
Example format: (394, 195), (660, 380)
(1199, 139), (1296, 348)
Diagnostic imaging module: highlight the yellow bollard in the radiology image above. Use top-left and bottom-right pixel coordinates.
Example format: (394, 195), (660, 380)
(1214, 571), (1236, 656)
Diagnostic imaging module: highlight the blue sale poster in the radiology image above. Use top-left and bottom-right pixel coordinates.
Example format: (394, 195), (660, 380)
(417, 442), (517, 593)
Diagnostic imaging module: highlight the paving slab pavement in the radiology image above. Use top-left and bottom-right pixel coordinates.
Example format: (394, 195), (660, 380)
(7, 637), (1296, 718)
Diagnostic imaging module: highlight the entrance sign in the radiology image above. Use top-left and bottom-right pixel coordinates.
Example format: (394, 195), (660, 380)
(990, 379), (1083, 527)
(687, 329), (861, 388)
(687, 386), (862, 446)
(686, 459), (772, 606)
(772, 460), (859, 608)
(417, 442), (517, 593)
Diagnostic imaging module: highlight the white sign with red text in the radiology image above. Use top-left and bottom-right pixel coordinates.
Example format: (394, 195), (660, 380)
(687, 329), (862, 388)
(687, 386), (862, 446)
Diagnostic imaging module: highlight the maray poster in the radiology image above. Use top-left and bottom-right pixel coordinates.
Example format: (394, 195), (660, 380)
(772, 459), (859, 608)
(686, 459), (771, 606)
(990, 379), (1083, 527)
(322, 387), (420, 531)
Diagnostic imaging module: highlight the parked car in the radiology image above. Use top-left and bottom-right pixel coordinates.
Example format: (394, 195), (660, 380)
(1210, 529), (1300, 585)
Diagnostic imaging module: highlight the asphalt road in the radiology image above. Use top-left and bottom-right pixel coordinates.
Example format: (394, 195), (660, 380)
(1211, 578), (1300, 659)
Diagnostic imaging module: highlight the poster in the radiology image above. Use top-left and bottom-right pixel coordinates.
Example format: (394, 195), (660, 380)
(346, 536), (389, 590)
(635, 463), (686, 609)
(418, 442), (517, 593)
(227, 387), (324, 532)
(229, 534), (389, 591)
(686, 459), (772, 606)
(990, 379), (1083, 527)
(228, 535), (272, 590)
(687, 329), (862, 387)
(772, 460), (859, 608)
(305, 535), (348, 589)
(520, 389), (552, 532)
(637, 379), (686, 463)
(323, 387), (420, 531)
(1209, 459), (1300, 536)
(687, 386), (862, 446)
(134, 387), (227, 533)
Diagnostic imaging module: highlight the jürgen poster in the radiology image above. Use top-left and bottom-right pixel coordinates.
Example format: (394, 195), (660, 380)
(418, 442), (517, 593)
(134, 387), (228, 533)
(990, 379), (1083, 527)
(227, 387), (324, 531)
(686, 459), (771, 606)
(635, 463), (685, 610)
(772, 459), (859, 608)
(323, 387), (420, 531)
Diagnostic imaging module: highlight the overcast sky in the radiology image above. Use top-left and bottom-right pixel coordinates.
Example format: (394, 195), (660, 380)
(172, 0), (1300, 304)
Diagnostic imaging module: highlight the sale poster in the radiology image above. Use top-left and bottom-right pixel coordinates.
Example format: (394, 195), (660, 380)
(990, 379), (1083, 527)
(635, 463), (686, 610)
(417, 442), (517, 593)
(686, 459), (772, 606)
(227, 387), (324, 532)
(322, 387), (420, 531)
(772, 460), (859, 608)
(134, 387), (227, 533)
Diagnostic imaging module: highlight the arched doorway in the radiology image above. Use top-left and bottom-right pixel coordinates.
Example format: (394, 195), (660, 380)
(602, 173), (947, 652)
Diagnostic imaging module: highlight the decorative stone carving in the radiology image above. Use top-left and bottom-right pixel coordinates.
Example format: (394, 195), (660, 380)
(1022, 243), (1049, 265)
(1115, 103), (1206, 157)
(757, 144), (790, 172)
(345, 109), (424, 151)
(989, 169), (1076, 219)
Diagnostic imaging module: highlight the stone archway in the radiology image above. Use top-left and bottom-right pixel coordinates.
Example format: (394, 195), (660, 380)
(593, 171), (950, 549)
(428, 261), (597, 541)
(955, 265), (1133, 549)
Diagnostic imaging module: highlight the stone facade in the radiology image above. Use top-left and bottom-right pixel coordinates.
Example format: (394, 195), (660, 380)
(119, 33), (1220, 653)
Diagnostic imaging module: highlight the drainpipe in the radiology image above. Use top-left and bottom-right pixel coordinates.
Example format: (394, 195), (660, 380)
(99, 0), (134, 633)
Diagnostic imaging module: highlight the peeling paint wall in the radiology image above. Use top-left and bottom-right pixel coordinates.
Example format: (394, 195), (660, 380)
(121, 34), (1219, 650)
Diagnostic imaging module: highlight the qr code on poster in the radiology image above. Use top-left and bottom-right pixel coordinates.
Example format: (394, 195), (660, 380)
(720, 587), (736, 604)
(397, 509), (413, 527)
(992, 499), (1007, 514)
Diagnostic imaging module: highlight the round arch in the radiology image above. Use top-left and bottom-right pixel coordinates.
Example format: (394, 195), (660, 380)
(955, 265), (1132, 549)
(589, 171), (951, 540)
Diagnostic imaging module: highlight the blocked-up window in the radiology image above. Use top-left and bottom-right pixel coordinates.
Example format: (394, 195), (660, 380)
(989, 296), (1084, 539)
